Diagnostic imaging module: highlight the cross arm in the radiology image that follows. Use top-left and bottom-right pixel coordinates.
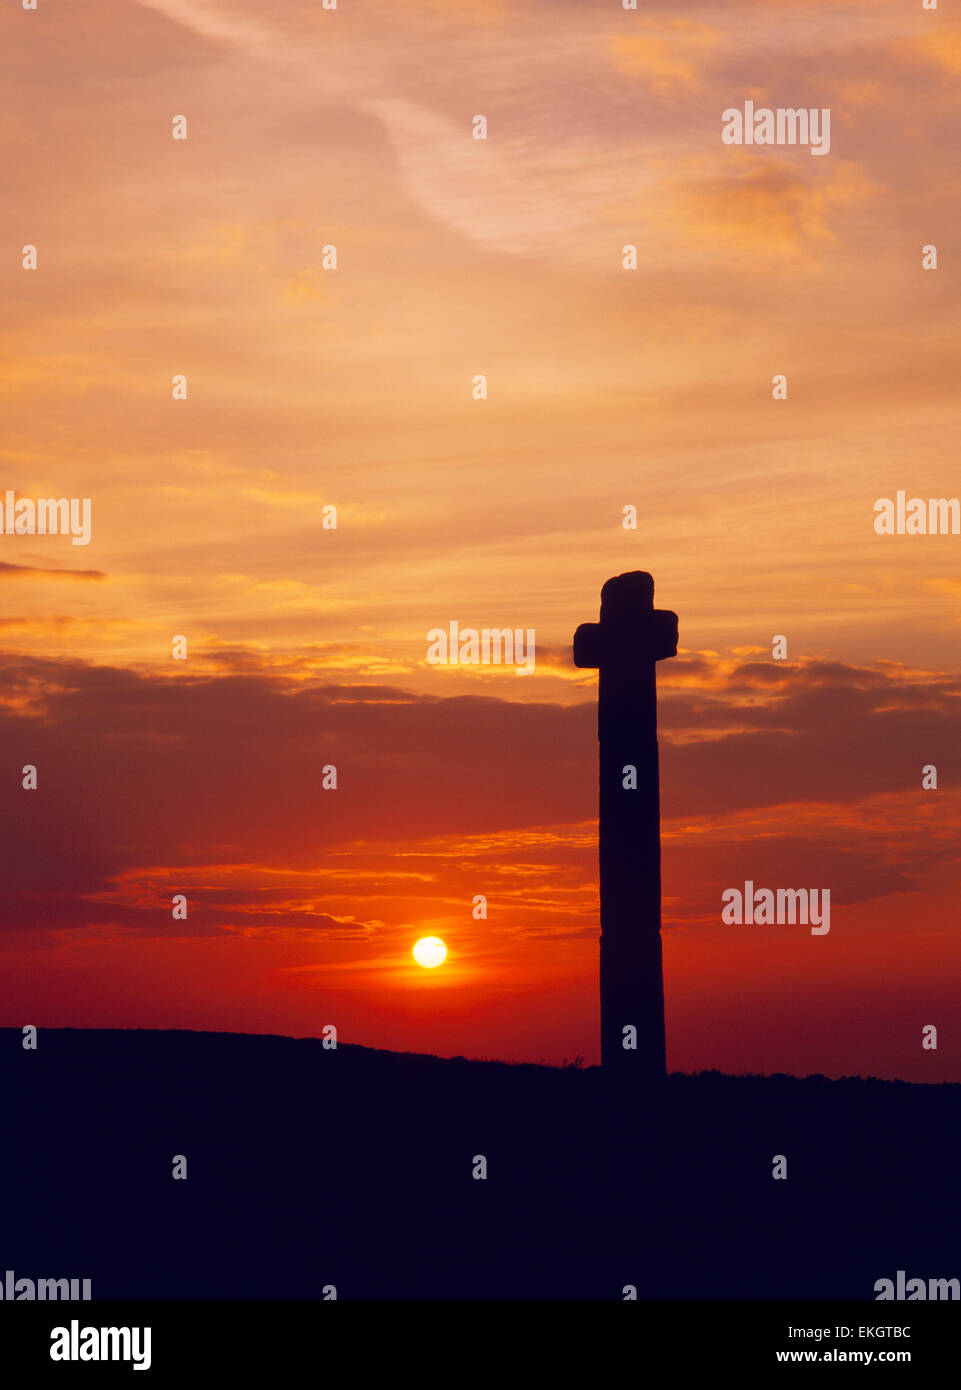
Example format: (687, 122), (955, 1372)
(573, 610), (678, 669)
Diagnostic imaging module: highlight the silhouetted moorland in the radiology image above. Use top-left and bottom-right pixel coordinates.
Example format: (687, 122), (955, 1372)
(2, 1028), (957, 1299)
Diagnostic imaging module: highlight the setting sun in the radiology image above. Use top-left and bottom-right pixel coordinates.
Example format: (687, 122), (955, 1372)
(412, 937), (447, 969)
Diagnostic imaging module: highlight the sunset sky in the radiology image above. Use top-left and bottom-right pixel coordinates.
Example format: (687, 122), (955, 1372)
(2, 0), (959, 1080)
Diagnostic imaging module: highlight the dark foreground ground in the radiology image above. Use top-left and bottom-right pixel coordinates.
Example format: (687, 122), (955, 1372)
(1, 1028), (958, 1299)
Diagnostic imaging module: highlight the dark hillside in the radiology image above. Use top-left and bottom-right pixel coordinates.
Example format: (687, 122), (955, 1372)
(2, 1028), (957, 1300)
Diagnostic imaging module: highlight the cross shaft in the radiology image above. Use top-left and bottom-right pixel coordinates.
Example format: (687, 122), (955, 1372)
(573, 571), (677, 1078)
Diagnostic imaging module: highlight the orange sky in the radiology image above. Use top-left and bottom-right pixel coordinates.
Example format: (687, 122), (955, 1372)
(1, 0), (959, 1080)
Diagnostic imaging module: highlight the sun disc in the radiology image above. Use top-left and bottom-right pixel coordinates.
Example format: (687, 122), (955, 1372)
(413, 936), (447, 969)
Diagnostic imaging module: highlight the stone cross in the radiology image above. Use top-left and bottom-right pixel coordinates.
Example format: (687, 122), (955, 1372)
(573, 571), (678, 1079)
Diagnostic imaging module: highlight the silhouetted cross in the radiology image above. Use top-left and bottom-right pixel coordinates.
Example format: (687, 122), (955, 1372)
(573, 571), (678, 1078)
